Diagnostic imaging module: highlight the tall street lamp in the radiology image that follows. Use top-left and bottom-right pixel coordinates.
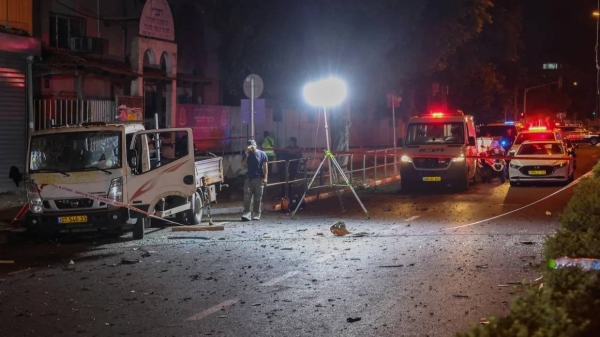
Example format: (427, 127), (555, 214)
(291, 77), (370, 218)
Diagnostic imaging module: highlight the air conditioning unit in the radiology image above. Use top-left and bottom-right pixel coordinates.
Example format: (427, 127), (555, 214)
(70, 37), (104, 54)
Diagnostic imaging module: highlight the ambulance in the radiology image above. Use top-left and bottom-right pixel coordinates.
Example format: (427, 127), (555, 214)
(397, 110), (478, 191)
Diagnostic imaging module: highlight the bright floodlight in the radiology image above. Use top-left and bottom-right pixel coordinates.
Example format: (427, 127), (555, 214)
(303, 77), (347, 107)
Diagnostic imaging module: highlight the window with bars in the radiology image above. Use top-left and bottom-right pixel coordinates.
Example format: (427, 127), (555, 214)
(49, 14), (86, 49)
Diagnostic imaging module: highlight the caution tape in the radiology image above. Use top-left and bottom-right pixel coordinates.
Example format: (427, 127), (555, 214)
(49, 184), (184, 227)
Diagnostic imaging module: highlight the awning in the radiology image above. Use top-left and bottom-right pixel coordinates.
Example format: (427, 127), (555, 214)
(35, 48), (211, 84)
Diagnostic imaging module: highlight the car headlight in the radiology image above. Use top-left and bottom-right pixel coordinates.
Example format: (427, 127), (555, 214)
(26, 182), (43, 214)
(452, 155), (465, 162)
(108, 177), (123, 203)
(509, 163), (521, 169)
(400, 155), (412, 163)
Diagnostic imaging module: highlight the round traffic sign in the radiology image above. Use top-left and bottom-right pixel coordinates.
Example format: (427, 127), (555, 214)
(243, 74), (264, 99)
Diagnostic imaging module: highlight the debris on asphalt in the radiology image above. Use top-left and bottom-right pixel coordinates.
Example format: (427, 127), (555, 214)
(383, 208), (391, 212)
(351, 232), (369, 237)
(378, 265), (404, 268)
(172, 225), (225, 232)
(121, 258), (140, 265)
(520, 241), (535, 245)
(69, 260), (75, 265)
(280, 248), (293, 251)
(453, 295), (470, 298)
(330, 221), (350, 236)
(7, 267), (33, 276)
(316, 232), (324, 236)
(346, 317), (361, 323)
(251, 303), (261, 307)
(479, 318), (490, 325)
(545, 211), (551, 215)
(0, 260), (15, 264)
(476, 264), (489, 269)
(297, 229), (307, 232)
(497, 284), (509, 287)
(141, 251), (152, 258)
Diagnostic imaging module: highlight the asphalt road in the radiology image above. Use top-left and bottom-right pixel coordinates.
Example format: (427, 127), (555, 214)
(1, 144), (599, 337)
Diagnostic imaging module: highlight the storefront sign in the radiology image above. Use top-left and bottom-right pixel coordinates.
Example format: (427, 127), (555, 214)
(177, 105), (230, 151)
(139, 0), (175, 42)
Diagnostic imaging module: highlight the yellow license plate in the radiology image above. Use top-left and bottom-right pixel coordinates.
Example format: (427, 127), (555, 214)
(528, 170), (547, 175)
(58, 216), (88, 224)
(423, 177), (441, 182)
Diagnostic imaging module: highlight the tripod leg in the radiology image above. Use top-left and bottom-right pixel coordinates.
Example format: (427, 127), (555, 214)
(330, 157), (370, 218)
(331, 157), (346, 213)
(291, 157), (328, 219)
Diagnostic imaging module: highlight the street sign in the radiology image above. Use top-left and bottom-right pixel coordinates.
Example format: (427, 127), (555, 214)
(243, 74), (264, 99)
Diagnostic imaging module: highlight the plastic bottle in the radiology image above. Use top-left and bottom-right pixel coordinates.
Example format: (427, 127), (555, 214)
(549, 257), (600, 270)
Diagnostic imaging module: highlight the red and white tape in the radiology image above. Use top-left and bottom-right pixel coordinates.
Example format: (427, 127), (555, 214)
(49, 184), (184, 226)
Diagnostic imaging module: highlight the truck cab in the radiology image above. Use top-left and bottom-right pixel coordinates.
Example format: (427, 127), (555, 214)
(24, 122), (222, 239)
(397, 110), (477, 191)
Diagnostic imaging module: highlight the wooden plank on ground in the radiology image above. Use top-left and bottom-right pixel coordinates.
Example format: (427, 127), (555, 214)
(172, 222), (227, 232)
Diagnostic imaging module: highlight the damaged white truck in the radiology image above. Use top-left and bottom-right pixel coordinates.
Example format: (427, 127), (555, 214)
(25, 122), (224, 239)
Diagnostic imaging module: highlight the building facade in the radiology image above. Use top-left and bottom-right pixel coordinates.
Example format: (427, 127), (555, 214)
(34, 0), (220, 128)
(0, 0), (41, 192)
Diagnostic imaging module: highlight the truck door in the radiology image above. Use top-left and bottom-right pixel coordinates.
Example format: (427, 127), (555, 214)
(127, 128), (195, 208)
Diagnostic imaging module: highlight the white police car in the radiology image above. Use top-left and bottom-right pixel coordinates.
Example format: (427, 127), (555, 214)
(508, 140), (575, 186)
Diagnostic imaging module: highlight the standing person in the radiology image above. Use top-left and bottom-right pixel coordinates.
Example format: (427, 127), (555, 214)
(241, 140), (269, 221)
(500, 128), (515, 150)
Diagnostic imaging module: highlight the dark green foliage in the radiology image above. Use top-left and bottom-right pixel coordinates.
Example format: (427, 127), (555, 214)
(544, 229), (600, 261)
(558, 177), (600, 233)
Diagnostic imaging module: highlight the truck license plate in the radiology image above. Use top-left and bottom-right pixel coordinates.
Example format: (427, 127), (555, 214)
(58, 216), (88, 224)
(423, 177), (441, 182)
(528, 170), (546, 175)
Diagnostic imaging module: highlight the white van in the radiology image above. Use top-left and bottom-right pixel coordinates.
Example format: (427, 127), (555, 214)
(398, 110), (478, 191)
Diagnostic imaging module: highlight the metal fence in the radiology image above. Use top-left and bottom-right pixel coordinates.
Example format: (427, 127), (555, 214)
(34, 99), (115, 130)
(264, 147), (401, 197)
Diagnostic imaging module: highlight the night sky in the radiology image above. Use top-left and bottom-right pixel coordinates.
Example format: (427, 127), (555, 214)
(523, 0), (597, 66)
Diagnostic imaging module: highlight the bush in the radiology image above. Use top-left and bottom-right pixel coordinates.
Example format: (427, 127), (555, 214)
(544, 229), (600, 261)
(593, 160), (600, 179)
(455, 269), (600, 337)
(558, 177), (600, 233)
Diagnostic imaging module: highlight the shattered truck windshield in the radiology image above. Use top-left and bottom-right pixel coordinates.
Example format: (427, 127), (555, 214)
(29, 131), (122, 173)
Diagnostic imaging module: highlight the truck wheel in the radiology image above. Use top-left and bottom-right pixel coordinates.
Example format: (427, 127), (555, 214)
(178, 192), (204, 225)
(133, 218), (145, 240)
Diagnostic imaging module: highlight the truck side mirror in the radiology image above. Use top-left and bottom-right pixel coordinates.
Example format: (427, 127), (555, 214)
(468, 136), (476, 147)
(397, 138), (404, 147)
(128, 149), (138, 168)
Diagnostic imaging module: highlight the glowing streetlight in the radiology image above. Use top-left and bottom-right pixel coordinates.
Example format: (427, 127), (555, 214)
(573, 81), (578, 86)
(292, 77), (369, 219)
(593, 11), (600, 17)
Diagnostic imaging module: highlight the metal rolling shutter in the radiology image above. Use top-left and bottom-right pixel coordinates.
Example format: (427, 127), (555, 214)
(0, 52), (26, 192)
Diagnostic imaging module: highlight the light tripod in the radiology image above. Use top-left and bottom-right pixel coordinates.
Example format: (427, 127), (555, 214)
(291, 106), (370, 219)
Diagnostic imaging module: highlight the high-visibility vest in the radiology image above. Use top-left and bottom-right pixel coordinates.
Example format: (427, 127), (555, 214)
(262, 136), (275, 158)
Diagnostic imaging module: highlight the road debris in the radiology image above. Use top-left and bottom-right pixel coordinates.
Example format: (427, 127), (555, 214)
(0, 260), (15, 264)
(121, 258), (140, 265)
(172, 225), (225, 232)
(346, 317), (361, 323)
(545, 211), (551, 215)
(8, 267), (33, 276)
(330, 221), (350, 236)
(520, 241), (535, 245)
(378, 265), (404, 268)
(479, 318), (490, 325)
(69, 260), (75, 265)
(476, 264), (489, 269)
(280, 248), (293, 251)
(453, 295), (470, 298)
(316, 232), (324, 236)
(351, 232), (369, 237)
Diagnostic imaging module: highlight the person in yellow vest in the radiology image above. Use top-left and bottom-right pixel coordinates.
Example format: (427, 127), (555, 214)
(262, 131), (276, 161)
